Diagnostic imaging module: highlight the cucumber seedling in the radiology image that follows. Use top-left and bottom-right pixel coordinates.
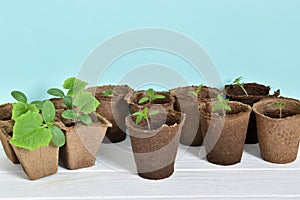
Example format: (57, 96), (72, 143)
(48, 77), (100, 125)
(267, 101), (285, 118)
(189, 84), (204, 97)
(212, 94), (232, 113)
(10, 100), (65, 151)
(138, 88), (165, 104)
(232, 76), (248, 96)
(132, 108), (159, 130)
(103, 89), (114, 97)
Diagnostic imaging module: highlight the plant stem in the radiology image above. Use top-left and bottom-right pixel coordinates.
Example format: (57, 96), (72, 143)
(146, 118), (151, 130)
(279, 105), (282, 118)
(241, 86), (248, 96)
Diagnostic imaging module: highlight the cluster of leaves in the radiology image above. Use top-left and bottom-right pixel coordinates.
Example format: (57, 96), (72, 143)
(232, 76), (248, 96)
(10, 92), (65, 151)
(267, 101), (285, 118)
(103, 89), (114, 97)
(138, 88), (165, 104)
(48, 77), (100, 125)
(189, 84), (204, 97)
(132, 108), (159, 130)
(212, 94), (232, 113)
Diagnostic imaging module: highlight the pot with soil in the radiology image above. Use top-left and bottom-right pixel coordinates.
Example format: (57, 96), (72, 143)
(125, 88), (175, 114)
(225, 79), (280, 144)
(253, 97), (300, 164)
(125, 109), (186, 180)
(86, 85), (132, 143)
(170, 85), (220, 146)
(200, 96), (252, 165)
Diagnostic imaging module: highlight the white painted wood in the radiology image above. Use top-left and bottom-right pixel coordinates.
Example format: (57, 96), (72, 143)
(0, 138), (299, 199)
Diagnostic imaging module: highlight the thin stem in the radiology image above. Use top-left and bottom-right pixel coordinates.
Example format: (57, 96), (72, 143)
(146, 118), (151, 130)
(279, 105), (282, 118)
(241, 86), (248, 96)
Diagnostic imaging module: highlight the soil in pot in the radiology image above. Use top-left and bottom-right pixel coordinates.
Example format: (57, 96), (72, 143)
(50, 98), (66, 110)
(125, 90), (175, 114)
(225, 83), (280, 144)
(0, 103), (19, 164)
(86, 85), (132, 143)
(57, 113), (112, 170)
(170, 86), (220, 146)
(200, 101), (252, 165)
(253, 97), (300, 164)
(125, 110), (186, 180)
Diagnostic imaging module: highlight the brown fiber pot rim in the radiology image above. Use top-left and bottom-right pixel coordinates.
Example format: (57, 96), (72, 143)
(170, 86), (221, 102)
(86, 85), (133, 101)
(253, 97), (300, 121)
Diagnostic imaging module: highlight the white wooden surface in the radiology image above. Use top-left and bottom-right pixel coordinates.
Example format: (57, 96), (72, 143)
(1, 138), (300, 200)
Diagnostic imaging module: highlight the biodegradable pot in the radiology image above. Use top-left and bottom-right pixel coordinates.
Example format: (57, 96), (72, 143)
(86, 85), (132, 143)
(225, 83), (280, 144)
(253, 97), (300, 164)
(58, 113), (112, 170)
(0, 103), (19, 164)
(200, 101), (252, 165)
(125, 90), (175, 114)
(125, 110), (186, 180)
(50, 98), (65, 110)
(170, 86), (220, 146)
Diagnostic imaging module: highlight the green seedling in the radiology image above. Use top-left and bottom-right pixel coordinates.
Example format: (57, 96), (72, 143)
(48, 77), (100, 125)
(11, 91), (44, 120)
(212, 94), (232, 113)
(103, 89), (114, 97)
(267, 101), (285, 118)
(138, 88), (165, 104)
(10, 100), (65, 151)
(189, 84), (204, 97)
(232, 76), (248, 96)
(132, 108), (159, 130)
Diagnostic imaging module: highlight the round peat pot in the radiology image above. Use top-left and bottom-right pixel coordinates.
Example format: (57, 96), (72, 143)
(86, 85), (132, 143)
(225, 83), (280, 144)
(170, 86), (220, 146)
(200, 101), (252, 165)
(125, 110), (186, 180)
(253, 97), (300, 164)
(125, 90), (175, 114)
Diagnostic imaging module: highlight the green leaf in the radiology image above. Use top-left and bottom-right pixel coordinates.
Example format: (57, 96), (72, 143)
(10, 111), (52, 151)
(224, 105), (232, 111)
(12, 102), (38, 120)
(154, 94), (165, 99)
(135, 115), (143, 125)
(217, 94), (224, 102)
(78, 114), (92, 125)
(31, 101), (44, 110)
(63, 77), (88, 97)
(11, 91), (27, 103)
(138, 97), (149, 104)
(49, 126), (65, 147)
(149, 110), (159, 116)
(62, 110), (77, 119)
(63, 96), (73, 109)
(147, 88), (155, 98)
(103, 89), (114, 97)
(73, 92), (99, 114)
(42, 100), (55, 124)
(132, 112), (143, 116)
(47, 88), (65, 98)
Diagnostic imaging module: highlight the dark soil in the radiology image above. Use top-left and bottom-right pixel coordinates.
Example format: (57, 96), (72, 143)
(0, 104), (12, 120)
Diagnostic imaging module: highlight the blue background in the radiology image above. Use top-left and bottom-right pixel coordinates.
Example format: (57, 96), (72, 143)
(0, 0), (299, 103)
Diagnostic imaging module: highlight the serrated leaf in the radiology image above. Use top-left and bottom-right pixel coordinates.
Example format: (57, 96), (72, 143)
(47, 88), (65, 98)
(63, 77), (88, 97)
(12, 102), (38, 120)
(31, 101), (44, 110)
(42, 100), (55, 124)
(136, 115), (143, 125)
(49, 126), (65, 147)
(78, 114), (92, 125)
(62, 110), (77, 119)
(138, 97), (149, 104)
(73, 92), (99, 114)
(63, 96), (73, 109)
(10, 111), (52, 151)
(11, 91), (27, 103)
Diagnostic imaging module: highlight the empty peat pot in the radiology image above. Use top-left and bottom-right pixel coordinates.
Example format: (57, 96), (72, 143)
(225, 83), (280, 144)
(125, 90), (175, 114)
(86, 85), (132, 143)
(170, 86), (220, 146)
(57, 112), (112, 170)
(0, 103), (19, 164)
(200, 101), (252, 165)
(125, 110), (186, 180)
(253, 97), (300, 164)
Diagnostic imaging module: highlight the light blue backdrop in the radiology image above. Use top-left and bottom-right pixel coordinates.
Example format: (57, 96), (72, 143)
(0, 0), (299, 103)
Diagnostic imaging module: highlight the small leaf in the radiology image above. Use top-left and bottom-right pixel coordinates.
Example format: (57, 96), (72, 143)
(154, 94), (165, 99)
(63, 77), (88, 97)
(147, 88), (155, 98)
(11, 91), (27, 103)
(217, 94), (224, 102)
(63, 96), (73, 109)
(103, 89), (114, 97)
(12, 102), (39, 120)
(138, 97), (149, 104)
(132, 112), (143, 116)
(47, 88), (65, 98)
(224, 105), (232, 111)
(78, 114), (92, 125)
(73, 92), (99, 114)
(42, 100), (56, 124)
(149, 110), (159, 116)
(62, 110), (77, 119)
(49, 126), (65, 147)
(136, 115), (143, 125)
(31, 101), (44, 110)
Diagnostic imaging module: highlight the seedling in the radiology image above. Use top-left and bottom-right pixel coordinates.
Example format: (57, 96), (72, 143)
(48, 77), (100, 125)
(10, 100), (65, 151)
(267, 101), (285, 118)
(212, 94), (232, 113)
(132, 108), (159, 130)
(103, 89), (114, 97)
(189, 84), (204, 97)
(232, 76), (248, 96)
(138, 88), (165, 104)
